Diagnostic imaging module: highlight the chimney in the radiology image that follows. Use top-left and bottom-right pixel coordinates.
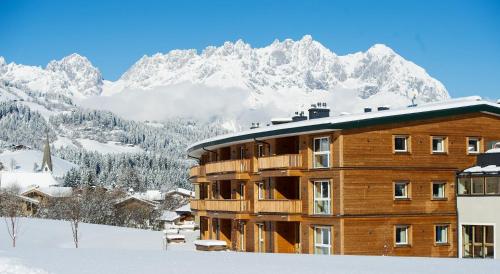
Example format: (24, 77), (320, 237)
(364, 107), (372, 113)
(250, 122), (260, 129)
(308, 102), (330, 119)
(292, 111), (307, 122)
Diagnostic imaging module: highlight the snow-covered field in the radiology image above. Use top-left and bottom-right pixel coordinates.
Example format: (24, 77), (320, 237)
(76, 139), (144, 154)
(0, 218), (499, 274)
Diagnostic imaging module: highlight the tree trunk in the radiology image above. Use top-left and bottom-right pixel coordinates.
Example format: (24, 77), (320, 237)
(11, 217), (16, 248)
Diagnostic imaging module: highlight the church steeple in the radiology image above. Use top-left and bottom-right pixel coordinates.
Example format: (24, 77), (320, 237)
(41, 133), (53, 173)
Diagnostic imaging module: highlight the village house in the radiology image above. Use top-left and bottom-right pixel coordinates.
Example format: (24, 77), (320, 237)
(187, 97), (500, 257)
(158, 203), (195, 230)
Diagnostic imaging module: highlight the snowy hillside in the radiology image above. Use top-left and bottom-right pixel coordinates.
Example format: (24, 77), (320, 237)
(1, 218), (499, 274)
(0, 149), (77, 177)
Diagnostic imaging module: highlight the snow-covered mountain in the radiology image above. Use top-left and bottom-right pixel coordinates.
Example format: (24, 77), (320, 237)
(0, 53), (103, 98)
(107, 35), (449, 103)
(0, 35), (452, 190)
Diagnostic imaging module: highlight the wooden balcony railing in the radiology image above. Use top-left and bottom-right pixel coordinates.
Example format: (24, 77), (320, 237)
(190, 199), (250, 212)
(258, 154), (303, 170)
(255, 199), (302, 214)
(205, 159), (251, 174)
(189, 165), (206, 178)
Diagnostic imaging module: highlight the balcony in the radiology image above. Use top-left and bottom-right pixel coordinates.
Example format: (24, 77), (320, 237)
(190, 199), (250, 212)
(255, 200), (302, 214)
(205, 159), (251, 174)
(258, 154), (303, 170)
(189, 166), (205, 178)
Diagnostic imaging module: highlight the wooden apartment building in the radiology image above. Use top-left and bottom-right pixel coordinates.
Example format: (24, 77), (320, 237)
(187, 98), (500, 257)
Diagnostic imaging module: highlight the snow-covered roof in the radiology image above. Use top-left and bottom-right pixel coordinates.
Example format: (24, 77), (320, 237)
(134, 190), (164, 201)
(193, 240), (227, 246)
(15, 194), (40, 204)
(159, 210), (180, 222)
(462, 165), (500, 174)
(165, 188), (195, 198)
(187, 97), (500, 157)
(21, 186), (73, 198)
(175, 203), (191, 213)
(158, 204), (192, 221)
(0, 171), (60, 192)
(114, 195), (159, 207)
(486, 147), (500, 154)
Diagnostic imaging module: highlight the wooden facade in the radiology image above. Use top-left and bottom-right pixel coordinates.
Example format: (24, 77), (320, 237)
(189, 110), (500, 257)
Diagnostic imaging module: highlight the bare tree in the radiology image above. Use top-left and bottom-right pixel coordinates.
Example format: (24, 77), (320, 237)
(1, 185), (23, 247)
(65, 194), (83, 248)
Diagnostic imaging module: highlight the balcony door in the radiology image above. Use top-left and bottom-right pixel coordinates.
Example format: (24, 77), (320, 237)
(238, 182), (245, 200)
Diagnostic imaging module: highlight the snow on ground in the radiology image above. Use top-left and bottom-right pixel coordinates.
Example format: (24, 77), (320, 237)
(0, 218), (499, 274)
(0, 149), (77, 177)
(76, 138), (144, 154)
(52, 136), (77, 150)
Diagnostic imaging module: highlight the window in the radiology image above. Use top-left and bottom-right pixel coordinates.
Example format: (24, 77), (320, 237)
(257, 223), (264, 252)
(458, 176), (472, 195)
(394, 182), (409, 199)
(257, 182), (264, 200)
(462, 225), (494, 258)
(432, 182), (446, 199)
(394, 136), (409, 152)
(238, 182), (245, 200)
(395, 225), (410, 246)
(486, 177), (500, 195)
(258, 144), (265, 157)
(313, 137), (330, 168)
(472, 177), (485, 195)
(313, 181), (331, 214)
(314, 226), (332, 255)
(468, 138), (481, 154)
(240, 146), (246, 159)
(432, 137), (446, 153)
(435, 225), (449, 244)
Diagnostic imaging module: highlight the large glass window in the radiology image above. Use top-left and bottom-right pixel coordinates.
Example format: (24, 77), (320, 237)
(394, 136), (408, 152)
(394, 182), (409, 199)
(395, 225), (410, 245)
(472, 177), (485, 195)
(458, 176), (472, 195)
(486, 177), (500, 195)
(313, 181), (331, 214)
(432, 137), (446, 153)
(435, 225), (448, 244)
(313, 137), (330, 168)
(314, 226), (332, 255)
(463, 225), (494, 258)
(432, 182), (446, 199)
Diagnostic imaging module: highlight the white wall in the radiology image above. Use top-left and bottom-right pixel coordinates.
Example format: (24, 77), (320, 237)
(457, 196), (500, 259)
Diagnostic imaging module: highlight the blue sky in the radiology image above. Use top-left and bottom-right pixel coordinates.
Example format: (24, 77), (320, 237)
(1, 0), (499, 99)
